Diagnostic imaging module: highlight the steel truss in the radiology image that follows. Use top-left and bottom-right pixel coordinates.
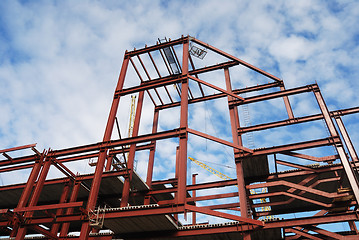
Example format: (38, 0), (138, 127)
(1, 36), (359, 240)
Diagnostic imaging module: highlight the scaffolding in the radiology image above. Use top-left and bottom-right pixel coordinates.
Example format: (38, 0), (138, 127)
(1, 36), (359, 239)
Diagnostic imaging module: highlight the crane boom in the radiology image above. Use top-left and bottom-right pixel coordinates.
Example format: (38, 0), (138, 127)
(188, 157), (232, 181)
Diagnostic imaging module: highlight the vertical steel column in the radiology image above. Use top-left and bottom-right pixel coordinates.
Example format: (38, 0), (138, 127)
(51, 182), (71, 234)
(144, 109), (159, 205)
(192, 173), (198, 225)
(224, 67), (252, 240)
(60, 182), (81, 237)
(121, 90), (145, 207)
(26, 158), (52, 211)
(224, 68), (250, 218)
(174, 146), (180, 222)
(16, 154), (52, 240)
(177, 40), (189, 205)
(10, 152), (45, 237)
(16, 154), (45, 208)
(79, 56), (130, 239)
(313, 87), (359, 205)
(105, 154), (113, 171)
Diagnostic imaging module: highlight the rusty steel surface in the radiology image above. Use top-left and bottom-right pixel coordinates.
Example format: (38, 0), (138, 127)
(0, 36), (359, 239)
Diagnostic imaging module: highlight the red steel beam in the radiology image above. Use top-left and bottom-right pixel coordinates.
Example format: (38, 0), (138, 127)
(15, 156), (53, 239)
(137, 54), (151, 80)
(145, 109), (159, 189)
(0, 170), (127, 193)
(116, 75), (184, 97)
(335, 116), (359, 170)
(249, 137), (340, 156)
(126, 36), (187, 57)
(177, 40), (189, 205)
(51, 182), (71, 235)
(304, 225), (347, 240)
(252, 177), (340, 211)
(0, 163), (34, 173)
(252, 191), (333, 208)
(187, 128), (253, 153)
(60, 182), (81, 237)
(266, 164), (343, 180)
(191, 37), (281, 82)
(280, 83), (295, 119)
(239, 106), (359, 134)
(188, 54), (205, 97)
(116, 60), (268, 100)
(224, 67), (250, 225)
(14, 153), (44, 213)
(247, 180), (348, 199)
(29, 225), (58, 240)
(130, 57), (144, 82)
(264, 212), (359, 229)
(13, 201), (83, 213)
(147, 51), (162, 78)
(275, 159), (319, 172)
(232, 84), (317, 106)
(285, 227), (323, 240)
(313, 88), (359, 205)
(192, 173), (197, 225)
(156, 81), (281, 111)
(185, 204), (264, 226)
(0, 143), (149, 170)
(137, 55), (165, 105)
(188, 75), (244, 101)
(190, 60), (239, 75)
(148, 51), (175, 103)
(0, 143), (37, 154)
(282, 151), (338, 162)
(52, 128), (180, 157)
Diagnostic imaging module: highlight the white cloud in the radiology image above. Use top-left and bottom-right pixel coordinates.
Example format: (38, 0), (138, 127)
(269, 35), (316, 61)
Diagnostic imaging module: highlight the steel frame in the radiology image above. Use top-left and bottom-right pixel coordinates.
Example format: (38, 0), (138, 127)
(1, 35), (359, 239)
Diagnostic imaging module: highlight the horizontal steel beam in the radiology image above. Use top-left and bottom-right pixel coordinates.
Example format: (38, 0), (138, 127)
(239, 106), (359, 133)
(126, 36), (188, 57)
(264, 211), (359, 229)
(248, 137), (340, 157)
(185, 204), (264, 226)
(232, 84), (317, 106)
(156, 81), (281, 111)
(14, 202), (84, 213)
(0, 143), (37, 154)
(52, 128), (181, 158)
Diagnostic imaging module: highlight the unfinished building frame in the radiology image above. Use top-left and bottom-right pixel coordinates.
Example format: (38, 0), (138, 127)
(1, 35), (359, 239)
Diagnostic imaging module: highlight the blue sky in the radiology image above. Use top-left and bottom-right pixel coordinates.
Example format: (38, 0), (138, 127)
(1, 0), (359, 228)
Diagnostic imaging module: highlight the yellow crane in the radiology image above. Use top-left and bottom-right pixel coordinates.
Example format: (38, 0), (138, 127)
(188, 157), (273, 218)
(188, 157), (232, 181)
(128, 95), (137, 138)
(89, 95), (137, 169)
